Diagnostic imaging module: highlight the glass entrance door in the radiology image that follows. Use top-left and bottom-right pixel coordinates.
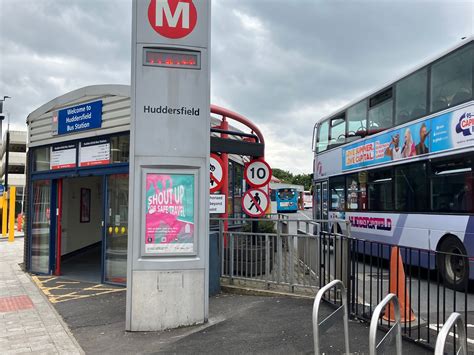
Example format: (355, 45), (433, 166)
(104, 174), (128, 284)
(31, 180), (52, 273)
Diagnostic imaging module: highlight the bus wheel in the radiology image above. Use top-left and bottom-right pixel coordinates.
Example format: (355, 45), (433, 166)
(437, 236), (469, 291)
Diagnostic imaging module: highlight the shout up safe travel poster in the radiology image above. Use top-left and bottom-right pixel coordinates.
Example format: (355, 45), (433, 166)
(145, 173), (195, 254)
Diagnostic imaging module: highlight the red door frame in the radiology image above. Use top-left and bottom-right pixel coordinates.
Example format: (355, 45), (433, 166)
(54, 179), (63, 276)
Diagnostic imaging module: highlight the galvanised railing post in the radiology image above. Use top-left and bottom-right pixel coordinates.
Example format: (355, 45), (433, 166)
(229, 232), (234, 285)
(219, 218), (225, 276)
(265, 234), (270, 289)
(277, 219), (282, 284)
(345, 221), (352, 315)
(289, 234), (294, 293)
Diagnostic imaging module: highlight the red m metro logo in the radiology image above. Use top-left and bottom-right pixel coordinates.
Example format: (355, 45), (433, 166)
(148, 0), (197, 39)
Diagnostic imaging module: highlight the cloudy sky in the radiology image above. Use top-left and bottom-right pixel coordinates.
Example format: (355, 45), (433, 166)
(0, 0), (473, 173)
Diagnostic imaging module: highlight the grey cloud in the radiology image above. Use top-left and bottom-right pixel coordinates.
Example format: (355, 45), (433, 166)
(0, 0), (473, 173)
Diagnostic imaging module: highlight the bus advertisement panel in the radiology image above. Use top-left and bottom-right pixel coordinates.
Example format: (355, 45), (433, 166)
(342, 103), (474, 171)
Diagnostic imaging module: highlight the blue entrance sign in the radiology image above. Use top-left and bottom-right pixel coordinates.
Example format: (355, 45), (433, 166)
(0, 185), (4, 196)
(57, 100), (103, 135)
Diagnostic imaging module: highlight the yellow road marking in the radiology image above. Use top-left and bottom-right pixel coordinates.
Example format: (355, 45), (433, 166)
(32, 276), (125, 304)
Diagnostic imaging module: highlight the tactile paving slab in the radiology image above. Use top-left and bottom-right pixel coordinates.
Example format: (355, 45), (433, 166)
(0, 295), (34, 312)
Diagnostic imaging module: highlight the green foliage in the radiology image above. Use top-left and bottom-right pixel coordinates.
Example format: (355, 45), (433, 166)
(272, 168), (312, 190)
(272, 168), (293, 183)
(242, 220), (276, 234)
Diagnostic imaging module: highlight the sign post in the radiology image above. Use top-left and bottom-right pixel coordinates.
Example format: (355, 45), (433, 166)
(127, 0), (210, 331)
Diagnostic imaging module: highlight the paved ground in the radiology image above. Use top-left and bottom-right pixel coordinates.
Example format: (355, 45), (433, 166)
(33, 275), (432, 354)
(1, 233), (434, 354)
(0, 237), (83, 354)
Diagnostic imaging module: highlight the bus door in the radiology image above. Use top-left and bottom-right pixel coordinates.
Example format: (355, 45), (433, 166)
(314, 180), (329, 228)
(314, 183), (322, 220)
(321, 180), (329, 220)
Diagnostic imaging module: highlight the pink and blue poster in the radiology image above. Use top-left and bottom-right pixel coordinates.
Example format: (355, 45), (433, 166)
(145, 173), (195, 254)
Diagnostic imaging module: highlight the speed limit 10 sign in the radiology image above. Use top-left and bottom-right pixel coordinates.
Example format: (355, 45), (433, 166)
(244, 158), (272, 188)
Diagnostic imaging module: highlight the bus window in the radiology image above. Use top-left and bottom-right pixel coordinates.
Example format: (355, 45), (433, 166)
(270, 189), (276, 201)
(346, 100), (367, 141)
(329, 115), (346, 146)
(368, 169), (393, 211)
(431, 156), (474, 213)
(395, 68), (428, 125)
(317, 120), (329, 153)
(368, 88), (393, 134)
(329, 177), (345, 211)
(394, 162), (428, 212)
(346, 172), (367, 210)
(430, 44), (473, 112)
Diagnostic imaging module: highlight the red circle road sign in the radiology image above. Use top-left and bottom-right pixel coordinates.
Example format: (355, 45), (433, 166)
(242, 188), (269, 218)
(148, 0), (197, 39)
(210, 153), (224, 193)
(244, 158), (272, 188)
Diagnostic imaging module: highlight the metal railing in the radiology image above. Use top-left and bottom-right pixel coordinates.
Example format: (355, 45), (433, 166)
(312, 279), (349, 355)
(213, 216), (472, 352)
(369, 293), (402, 355)
(434, 312), (468, 355)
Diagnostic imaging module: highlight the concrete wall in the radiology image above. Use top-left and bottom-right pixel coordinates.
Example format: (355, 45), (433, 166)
(61, 176), (103, 256)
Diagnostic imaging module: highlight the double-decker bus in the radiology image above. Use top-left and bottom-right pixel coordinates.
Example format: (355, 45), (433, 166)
(312, 38), (473, 289)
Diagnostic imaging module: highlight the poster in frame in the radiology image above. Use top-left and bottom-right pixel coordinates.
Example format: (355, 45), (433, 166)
(80, 188), (91, 223)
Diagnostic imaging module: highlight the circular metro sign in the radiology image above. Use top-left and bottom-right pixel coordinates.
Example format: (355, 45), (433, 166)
(242, 188), (269, 218)
(148, 0), (197, 39)
(244, 158), (272, 188)
(210, 153), (224, 193)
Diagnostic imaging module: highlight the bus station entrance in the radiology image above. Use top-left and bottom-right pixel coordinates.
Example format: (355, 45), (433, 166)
(54, 174), (129, 284)
(30, 170), (129, 285)
(25, 85), (265, 290)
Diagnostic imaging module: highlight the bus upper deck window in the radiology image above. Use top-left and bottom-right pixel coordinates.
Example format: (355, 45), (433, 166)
(317, 120), (329, 153)
(368, 88), (393, 134)
(329, 115), (346, 146)
(346, 100), (367, 140)
(395, 68), (428, 125)
(430, 43), (473, 113)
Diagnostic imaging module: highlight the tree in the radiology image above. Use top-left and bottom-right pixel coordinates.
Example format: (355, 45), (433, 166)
(272, 168), (312, 190)
(271, 168), (293, 183)
(292, 174), (312, 190)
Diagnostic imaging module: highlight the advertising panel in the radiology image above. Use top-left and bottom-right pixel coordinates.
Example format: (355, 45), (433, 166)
(50, 144), (77, 170)
(79, 138), (110, 167)
(144, 173), (195, 255)
(342, 103), (473, 171)
(57, 100), (103, 135)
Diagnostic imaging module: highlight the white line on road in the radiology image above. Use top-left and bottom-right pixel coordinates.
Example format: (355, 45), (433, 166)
(298, 211), (312, 220)
(428, 324), (474, 344)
